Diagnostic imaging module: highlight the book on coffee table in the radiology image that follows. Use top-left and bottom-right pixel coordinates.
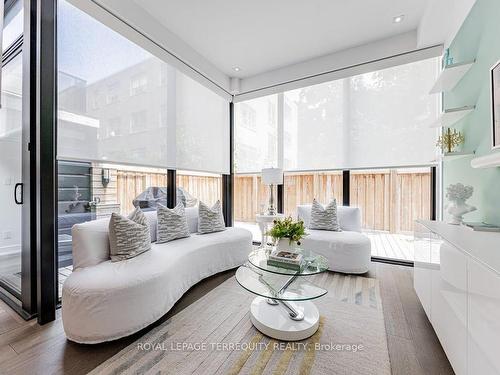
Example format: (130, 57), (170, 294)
(267, 251), (303, 271)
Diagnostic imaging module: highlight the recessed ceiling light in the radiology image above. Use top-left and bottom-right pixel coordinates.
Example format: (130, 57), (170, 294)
(233, 66), (241, 72)
(393, 14), (405, 23)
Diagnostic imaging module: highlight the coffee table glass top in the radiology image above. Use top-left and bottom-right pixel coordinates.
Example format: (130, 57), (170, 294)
(247, 248), (328, 276)
(235, 264), (327, 301)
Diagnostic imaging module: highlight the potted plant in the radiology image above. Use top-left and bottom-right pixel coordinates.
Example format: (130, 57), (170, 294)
(266, 217), (306, 251)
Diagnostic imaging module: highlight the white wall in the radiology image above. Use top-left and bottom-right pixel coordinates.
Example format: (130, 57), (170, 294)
(418, 0), (477, 49)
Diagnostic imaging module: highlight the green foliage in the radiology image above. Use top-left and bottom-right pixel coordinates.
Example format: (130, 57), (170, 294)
(266, 217), (306, 245)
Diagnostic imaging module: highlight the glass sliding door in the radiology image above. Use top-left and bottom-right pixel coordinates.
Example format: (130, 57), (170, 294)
(0, 51), (23, 299)
(0, 0), (34, 316)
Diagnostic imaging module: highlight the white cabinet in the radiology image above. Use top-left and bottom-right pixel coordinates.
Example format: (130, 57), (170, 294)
(414, 221), (500, 375)
(414, 223), (432, 316)
(431, 240), (467, 375)
(468, 261), (500, 374)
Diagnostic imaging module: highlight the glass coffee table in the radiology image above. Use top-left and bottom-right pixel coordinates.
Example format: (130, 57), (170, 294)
(235, 247), (329, 341)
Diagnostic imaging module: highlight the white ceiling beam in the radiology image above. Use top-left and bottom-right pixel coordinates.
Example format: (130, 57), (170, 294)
(235, 31), (442, 101)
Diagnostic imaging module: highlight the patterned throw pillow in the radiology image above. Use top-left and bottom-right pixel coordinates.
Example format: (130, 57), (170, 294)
(157, 203), (191, 243)
(109, 207), (151, 262)
(198, 200), (226, 234)
(309, 199), (341, 231)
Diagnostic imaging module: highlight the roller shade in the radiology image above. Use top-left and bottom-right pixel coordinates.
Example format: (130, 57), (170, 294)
(57, 0), (230, 174)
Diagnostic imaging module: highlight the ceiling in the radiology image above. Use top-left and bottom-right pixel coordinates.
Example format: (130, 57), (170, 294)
(85, 0), (475, 96)
(130, 0), (428, 78)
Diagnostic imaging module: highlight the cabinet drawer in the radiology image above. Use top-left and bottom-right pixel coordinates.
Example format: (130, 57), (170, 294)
(468, 260), (500, 375)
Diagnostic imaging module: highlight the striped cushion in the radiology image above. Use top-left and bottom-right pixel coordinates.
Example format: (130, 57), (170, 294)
(198, 200), (226, 234)
(108, 208), (151, 261)
(309, 199), (341, 231)
(157, 203), (190, 243)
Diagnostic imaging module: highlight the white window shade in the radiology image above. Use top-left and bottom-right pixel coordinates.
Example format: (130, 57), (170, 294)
(175, 73), (230, 174)
(57, 1), (169, 168)
(234, 95), (278, 173)
(57, 0), (230, 173)
(283, 57), (439, 170)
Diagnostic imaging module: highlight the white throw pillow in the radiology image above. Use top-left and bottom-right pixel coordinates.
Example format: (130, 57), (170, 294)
(157, 203), (190, 243)
(108, 208), (151, 261)
(309, 199), (341, 231)
(198, 200), (226, 234)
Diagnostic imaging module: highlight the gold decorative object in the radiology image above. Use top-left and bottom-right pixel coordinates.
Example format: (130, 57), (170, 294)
(436, 128), (465, 153)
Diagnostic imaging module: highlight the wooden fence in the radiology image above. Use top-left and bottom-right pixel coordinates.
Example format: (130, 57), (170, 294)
(234, 169), (431, 234)
(103, 166), (430, 234)
(350, 169), (431, 233)
(114, 170), (221, 215)
(176, 174), (222, 206)
(117, 171), (169, 214)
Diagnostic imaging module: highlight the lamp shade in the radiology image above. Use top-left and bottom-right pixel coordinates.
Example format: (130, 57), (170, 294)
(261, 168), (283, 185)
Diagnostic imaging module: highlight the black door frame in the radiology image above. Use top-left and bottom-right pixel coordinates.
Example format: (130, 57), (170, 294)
(29, 0), (58, 324)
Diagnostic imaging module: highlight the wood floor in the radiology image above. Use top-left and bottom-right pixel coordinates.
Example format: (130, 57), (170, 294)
(0, 262), (453, 375)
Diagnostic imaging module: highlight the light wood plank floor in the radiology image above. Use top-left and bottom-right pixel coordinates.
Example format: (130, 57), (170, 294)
(0, 262), (452, 375)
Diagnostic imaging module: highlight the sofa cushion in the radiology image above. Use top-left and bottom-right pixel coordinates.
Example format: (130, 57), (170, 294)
(297, 204), (362, 232)
(157, 203), (190, 243)
(309, 199), (341, 231)
(72, 207), (200, 270)
(301, 229), (371, 274)
(108, 208), (151, 262)
(198, 201), (226, 234)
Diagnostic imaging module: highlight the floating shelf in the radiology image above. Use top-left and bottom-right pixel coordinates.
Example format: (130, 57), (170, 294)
(429, 105), (475, 128)
(429, 60), (475, 94)
(442, 151), (475, 161)
(471, 152), (500, 168)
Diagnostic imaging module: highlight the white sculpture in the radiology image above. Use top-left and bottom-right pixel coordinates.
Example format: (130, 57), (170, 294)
(445, 183), (476, 225)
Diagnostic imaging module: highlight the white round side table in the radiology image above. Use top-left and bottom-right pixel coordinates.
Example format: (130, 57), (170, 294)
(255, 213), (285, 246)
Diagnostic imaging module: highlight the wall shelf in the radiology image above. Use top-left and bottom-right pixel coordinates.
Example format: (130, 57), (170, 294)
(429, 60), (475, 94)
(429, 105), (475, 128)
(434, 151), (475, 162)
(471, 152), (500, 168)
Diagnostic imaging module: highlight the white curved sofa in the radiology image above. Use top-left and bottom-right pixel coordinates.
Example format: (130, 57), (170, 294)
(297, 205), (371, 274)
(62, 207), (252, 344)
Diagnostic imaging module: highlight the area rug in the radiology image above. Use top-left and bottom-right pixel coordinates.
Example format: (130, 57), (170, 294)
(90, 273), (391, 375)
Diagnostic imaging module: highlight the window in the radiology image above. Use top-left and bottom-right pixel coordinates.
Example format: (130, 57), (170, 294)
(2, 0), (23, 52)
(106, 82), (120, 104)
(234, 94), (278, 173)
(56, 0), (230, 293)
(238, 103), (257, 131)
(130, 74), (148, 96)
(234, 57), (439, 246)
(130, 111), (148, 134)
(283, 58), (439, 170)
(104, 117), (122, 138)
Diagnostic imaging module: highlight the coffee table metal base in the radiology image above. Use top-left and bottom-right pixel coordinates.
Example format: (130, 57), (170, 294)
(250, 297), (319, 341)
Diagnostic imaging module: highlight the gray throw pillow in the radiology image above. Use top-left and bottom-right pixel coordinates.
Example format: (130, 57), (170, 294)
(109, 207), (151, 262)
(157, 203), (190, 243)
(309, 199), (341, 231)
(198, 200), (226, 234)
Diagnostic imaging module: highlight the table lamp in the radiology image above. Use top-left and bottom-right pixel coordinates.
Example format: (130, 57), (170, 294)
(261, 168), (283, 215)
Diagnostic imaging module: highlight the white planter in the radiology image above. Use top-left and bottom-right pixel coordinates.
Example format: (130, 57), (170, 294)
(276, 238), (295, 252)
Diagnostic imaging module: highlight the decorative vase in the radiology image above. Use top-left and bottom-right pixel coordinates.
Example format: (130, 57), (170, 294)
(447, 198), (477, 225)
(276, 238), (295, 252)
